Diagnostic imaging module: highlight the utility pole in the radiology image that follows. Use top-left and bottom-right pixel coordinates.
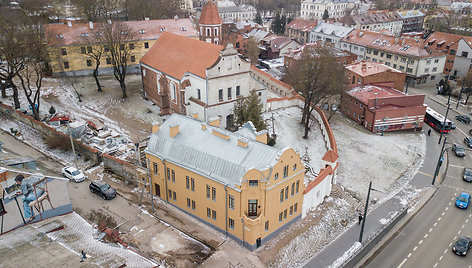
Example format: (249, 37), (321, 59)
(457, 79), (465, 109)
(439, 92), (451, 144)
(67, 115), (78, 168)
(359, 181), (372, 243)
(432, 137), (447, 186)
(405, 60), (410, 94)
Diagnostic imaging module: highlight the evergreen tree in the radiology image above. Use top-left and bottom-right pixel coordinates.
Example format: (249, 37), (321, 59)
(255, 12), (263, 25)
(233, 90), (266, 131)
(322, 9), (329, 20)
(280, 14), (287, 35)
(271, 12), (281, 34)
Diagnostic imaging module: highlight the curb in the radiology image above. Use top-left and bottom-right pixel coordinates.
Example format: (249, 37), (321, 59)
(427, 95), (471, 115)
(355, 186), (438, 268)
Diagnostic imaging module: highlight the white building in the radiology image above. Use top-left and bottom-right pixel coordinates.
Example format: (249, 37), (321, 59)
(310, 22), (354, 48)
(351, 11), (403, 36)
(140, 32), (267, 128)
(217, 0), (257, 22)
(300, 0), (360, 20)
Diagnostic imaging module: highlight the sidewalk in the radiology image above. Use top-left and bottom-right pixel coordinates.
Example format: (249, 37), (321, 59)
(303, 122), (442, 267)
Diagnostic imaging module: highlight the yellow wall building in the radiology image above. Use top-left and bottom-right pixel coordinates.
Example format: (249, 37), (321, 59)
(44, 18), (198, 76)
(144, 114), (305, 250)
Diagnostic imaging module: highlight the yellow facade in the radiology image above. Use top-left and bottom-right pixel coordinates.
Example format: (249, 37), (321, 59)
(146, 142), (305, 249)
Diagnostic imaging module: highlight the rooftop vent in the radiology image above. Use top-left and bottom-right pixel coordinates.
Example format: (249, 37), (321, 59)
(67, 20), (72, 28)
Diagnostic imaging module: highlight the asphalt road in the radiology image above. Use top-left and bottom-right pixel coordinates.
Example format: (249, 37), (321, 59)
(364, 89), (472, 268)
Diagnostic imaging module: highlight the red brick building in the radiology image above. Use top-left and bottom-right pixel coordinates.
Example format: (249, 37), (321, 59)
(340, 83), (426, 133)
(198, 0), (222, 44)
(345, 61), (407, 91)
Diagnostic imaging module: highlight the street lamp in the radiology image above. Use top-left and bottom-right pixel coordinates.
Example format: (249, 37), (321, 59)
(432, 137), (449, 186)
(439, 92), (451, 145)
(359, 181), (383, 243)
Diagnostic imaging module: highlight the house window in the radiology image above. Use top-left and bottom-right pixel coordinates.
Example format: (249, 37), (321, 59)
(197, 89), (201, 100)
(293, 164), (297, 171)
(61, 48), (67, 55)
(227, 87), (232, 99)
(129, 43), (135, 50)
(407, 68), (413, 73)
(450, 49), (456, 55)
(206, 185), (210, 198)
(212, 210), (216, 220)
(236, 86), (240, 97)
(296, 180), (299, 193)
(432, 67), (437, 72)
(207, 208), (211, 218)
(144, 42), (149, 49)
(249, 180), (258, 186)
(120, 44), (125, 50)
(425, 68), (429, 73)
(219, 89), (223, 101)
(248, 199), (258, 216)
(434, 59), (439, 63)
(294, 203), (298, 213)
(265, 220), (269, 231)
(285, 186), (289, 200)
(373, 50), (378, 56)
(104, 45), (109, 52)
(186, 176), (190, 189)
(168, 189), (172, 199)
(280, 189), (284, 202)
(106, 58), (111, 64)
(386, 54), (392, 59)
(279, 212), (282, 222)
(283, 209), (287, 219)
(131, 56), (136, 62)
(462, 51), (469, 57)
(229, 218), (234, 229)
(166, 168), (170, 180)
(283, 165), (288, 177)
(63, 61), (70, 69)
(86, 60), (92, 66)
(172, 191), (176, 200)
(153, 162), (158, 174)
(426, 59), (431, 64)
(291, 183), (295, 196)
(81, 47), (86, 54)
(187, 198), (191, 208)
(191, 200), (196, 210)
(229, 195), (234, 209)
(171, 170), (175, 182)
(212, 187), (216, 200)
(87, 46), (92, 53)
(191, 178), (195, 191)
(290, 205), (293, 215)
(274, 173), (278, 180)
(171, 83), (176, 101)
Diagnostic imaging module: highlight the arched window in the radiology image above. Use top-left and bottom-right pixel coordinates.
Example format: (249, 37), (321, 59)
(206, 28), (211, 36)
(171, 83), (176, 100)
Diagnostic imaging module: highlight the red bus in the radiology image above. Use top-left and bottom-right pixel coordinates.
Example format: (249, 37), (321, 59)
(424, 107), (452, 133)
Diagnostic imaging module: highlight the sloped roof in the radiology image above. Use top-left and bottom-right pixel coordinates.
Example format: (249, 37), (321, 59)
(352, 11), (402, 24)
(140, 32), (223, 80)
(396, 10), (425, 19)
(44, 18), (198, 47)
(199, 1), (222, 25)
(345, 61), (404, 77)
(425, 31), (472, 51)
(347, 84), (406, 104)
(312, 22), (354, 38)
(286, 19), (318, 32)
(145, 114), (281, 186)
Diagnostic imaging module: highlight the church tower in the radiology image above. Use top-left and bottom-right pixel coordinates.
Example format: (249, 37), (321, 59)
(198, 1), (222, 45)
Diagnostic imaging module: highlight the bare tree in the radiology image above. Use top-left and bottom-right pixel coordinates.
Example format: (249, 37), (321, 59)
(71, 0), (123, 21)
(0, 9), (29, 108)
(96, 21), (136, 98)
(125, 0), (184, 20)
(17, 23), (47, 120)
(86, 43), (104, 92)
(284, 46), (347, 138)
(243, 37), (260, 66)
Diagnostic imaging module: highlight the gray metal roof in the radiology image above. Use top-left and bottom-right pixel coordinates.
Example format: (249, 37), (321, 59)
(312, 22), (353, 38)
(145, 114), (281, 187)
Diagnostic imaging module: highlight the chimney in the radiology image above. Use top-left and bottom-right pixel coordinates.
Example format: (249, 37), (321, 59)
(151, 122), (160, 134)
(107, 19), (112, 25)
(255, 130), (268, 144)
(169, 124), (180, 138)
(67, 20), (72, 28)
(237, 138), (249, 148)
(192, 113), (199, 119)
(201, 122), (207, 130)
(208, 116), (221, 127)
(174, 15), (179, 20)
(89, 21), (94, 30)
(212, 129), (230, 141)
(144, 17), (150, 21)
(362, 63), (367, 71)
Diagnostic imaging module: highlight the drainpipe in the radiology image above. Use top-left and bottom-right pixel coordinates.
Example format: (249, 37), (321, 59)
(225, 184), (228, 236)
(162, 159), (169, 203)
(146, 158), (155, 212)
(205, 77), (209, 122)
(241, 217), (245, 247)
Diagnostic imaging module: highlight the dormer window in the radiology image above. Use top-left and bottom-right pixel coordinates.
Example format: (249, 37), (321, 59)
(81, 33), (89, 38)
(55, 34), (63, 39)
(160, 27), (165, 32)
(180, 27), (187, 31)
(121, 31), (128, 35)
(139, 29), (146, 34)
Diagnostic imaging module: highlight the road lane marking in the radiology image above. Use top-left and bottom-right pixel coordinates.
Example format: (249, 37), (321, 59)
(397, 258), (407, 268)
(466, 219), (469, 223)
(407, 253), (412, 258)
(441, 211), (445, 216)
(429, 228), (433, 233)
(462, 224), (465, 229)
(445, 207), (449, 211)
(438, 217), (442, 221)
(444, 249), (447, 253)
(450, 242), (453, 247)
(439, 255), (443, 261)
(434, 263), (438, 268)
(458, 230), (462, 234)
(419, 240), (423, 244)
(434, 222), (438, 227)
(469, 214), (472, 218)
(454, 236), (458, 240)
(413, 246), (417, 251)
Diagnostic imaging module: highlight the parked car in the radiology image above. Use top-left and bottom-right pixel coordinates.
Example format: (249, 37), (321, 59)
(452, 236), (472, 256)
(62, 167), (86, 183)
(451, 121), (456, 129)
(89, 180), (116, 200)
(453, 143), (466, 157)
(464, 168), (472, 182)
(464, 137), (472, 148)
(455, 192), (471, 209)
(456, 115), (471, 124)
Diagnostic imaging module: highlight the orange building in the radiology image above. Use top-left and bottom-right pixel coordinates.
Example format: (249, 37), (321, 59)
(198, 0), (222, 45)
(345, 61), (406, 91)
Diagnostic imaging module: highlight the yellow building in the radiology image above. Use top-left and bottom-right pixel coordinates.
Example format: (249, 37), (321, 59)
(44, 18), (198, 76)
(144, 114), (305, 250)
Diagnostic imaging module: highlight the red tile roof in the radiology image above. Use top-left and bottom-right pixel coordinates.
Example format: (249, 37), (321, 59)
(345, 61), (403, 77)
(44, 18), (198, 46)
(425, 31), (472, 51)
(286, 19), (318, 32)
(199, 1), (222, 25)
(140, 32), (223, 79)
